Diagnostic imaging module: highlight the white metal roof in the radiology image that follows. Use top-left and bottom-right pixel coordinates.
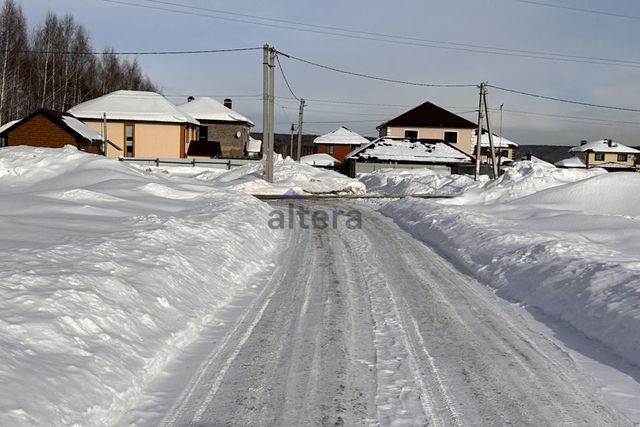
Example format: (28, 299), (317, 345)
(313, 126), (370, 146)
(176, 97), (253, 126)
(0, 119), (19, 134)
(69, 90), (200, 125)
(472, 132), (519, 148)
(554, 156), (586, 168)
(61, 115), (103, 141)
(569, 139), (639, 154)
(347, 138), (473, 164)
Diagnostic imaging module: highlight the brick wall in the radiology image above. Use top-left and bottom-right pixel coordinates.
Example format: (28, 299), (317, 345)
(203, 122), (250, 158)
(7, 114), (101, 154)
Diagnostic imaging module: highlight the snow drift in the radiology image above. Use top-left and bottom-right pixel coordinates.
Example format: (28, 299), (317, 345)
(380, 161), (640, 368)
(358, 168), (477, 196)
(0, 146), (278, 426)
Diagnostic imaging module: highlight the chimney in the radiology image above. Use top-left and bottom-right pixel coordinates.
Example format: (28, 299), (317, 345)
(580, 139), (587, 145)
(607, 138), (613, 147)
(224, 98), (232, 109)
(187, 96), (195, 103)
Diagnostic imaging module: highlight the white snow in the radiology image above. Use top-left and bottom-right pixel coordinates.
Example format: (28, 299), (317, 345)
(245, 136), (262, 154)
(61, 115), (103, 141)
(300, 153), (339, 167)
(569, 139), (639, 154)
(69, 90), (200, 125)
(348, 137), (473, 163)
(0, 146), (278, 426)
(378, 160), (640, 372)
(176, 97), (253, 126)
(473, 132), (519, 148)
(358, 168), (477, 196)
(0, 119), (19, 134)
(554, 156), (586, 168)
(313, 126), (369, 146)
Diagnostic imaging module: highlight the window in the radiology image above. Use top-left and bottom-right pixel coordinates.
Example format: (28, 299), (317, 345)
(404, 130), (418, 139)
(125, 124), (134, 157)
(326, 145), (334, 155)
(594, 152), (605, 161)
(618, 153), (628, 162)
(443, 131), (458, 144)
(199, 125), (209, 141)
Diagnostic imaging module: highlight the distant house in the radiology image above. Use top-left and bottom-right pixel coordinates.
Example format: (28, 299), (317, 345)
(313, 126), (369, 162)
(301, 153), (339, 168)
(176, 97), (254, 158)
(568, 139), (639, 171)
(472, 132), (519, 163)
(69, 90), (199, 158)
(554, 156), (586, 169)
(377, 101), (477, 156)
(0, 119), (19, 147)
(0, 109), (113, 154)
(345, 137), (474, 177)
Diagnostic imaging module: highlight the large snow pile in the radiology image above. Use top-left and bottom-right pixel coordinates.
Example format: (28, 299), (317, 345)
(358, 168), (477, 196)
(0, 146), (278, 426)
(380, 163), (640, 367)
(198, 156), (365, 195)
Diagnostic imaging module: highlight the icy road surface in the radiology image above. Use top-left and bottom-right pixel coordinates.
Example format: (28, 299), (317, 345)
(127, 201), (632, 426)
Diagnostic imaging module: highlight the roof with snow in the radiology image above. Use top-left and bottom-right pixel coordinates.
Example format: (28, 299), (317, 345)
(347, 137), (474, 164)
(569, 139), (639, 154)
(69, 90), (199, 125)
(0, 119), (19, 135)
(377, 101), (477, 130)
(301, 153), (339, 167)
(245, 136), (262, 153)
(176, 97), (254, 126)
(473, 132), (519, 148)
(0, 109), (103, 142)
(554, 156), (586, 168)
(313, 126), (370, 146)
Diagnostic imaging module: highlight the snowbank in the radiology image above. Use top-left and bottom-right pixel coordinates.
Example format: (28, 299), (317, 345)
(380, 163), (640, 367)
(0, 146), (278, 426)
(358, 168), (477, 196)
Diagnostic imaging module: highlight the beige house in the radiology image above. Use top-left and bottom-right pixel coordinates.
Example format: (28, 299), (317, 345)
(68, 90), (199, 158)
(377, 101), (478, 155)
(471, 132), (519, 163)
(568, 139), (638, 171)
(176, 97), (254, 158)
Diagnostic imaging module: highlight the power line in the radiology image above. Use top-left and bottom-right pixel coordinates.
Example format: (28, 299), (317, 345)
(9, 47), (262, 56)
(275, 53), (299, 101)
(276, 50), (476, 88)
(506, 0), (640, 21)
(96, 0), (640, 68)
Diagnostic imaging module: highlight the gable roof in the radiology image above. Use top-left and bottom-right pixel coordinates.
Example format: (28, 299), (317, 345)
(69, 90), (199, 125)
(378, 101), (477, 130)
(347, 137), (474, 164)
(569, 139), (639, 154)
(474, 132), (519, 148)
(176, 97), (253, 126)
(0, 109), (103, 142)
(313, 126), (370, 146)
(0, 119), (20, 135)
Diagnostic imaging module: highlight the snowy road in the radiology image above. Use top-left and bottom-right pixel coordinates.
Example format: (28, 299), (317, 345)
(136, 201), (631, 426)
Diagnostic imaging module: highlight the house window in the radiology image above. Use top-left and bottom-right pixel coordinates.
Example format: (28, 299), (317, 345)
(326, 145), (334, 155)
(594, 152), (605, 161)
(199, 125), (208, 141)
(443, 131), (458, 144)
(125, 124), (134, 157)
(618, 153), (628, 162)
(404, 130), (418, 139)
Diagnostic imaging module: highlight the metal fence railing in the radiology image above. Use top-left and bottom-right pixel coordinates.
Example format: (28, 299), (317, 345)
(117, 157), (260, 170)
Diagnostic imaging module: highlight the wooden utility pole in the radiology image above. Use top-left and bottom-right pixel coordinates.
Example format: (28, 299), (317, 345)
(262, 44), (275, 182)
(474, 83), (484, 181)
(482, 87), (499, 178)
(289, 123), (295, 159)
(296, 98), (305, 161)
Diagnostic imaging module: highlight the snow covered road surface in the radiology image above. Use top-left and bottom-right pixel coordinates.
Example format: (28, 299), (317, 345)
(132, 201), (632, 426)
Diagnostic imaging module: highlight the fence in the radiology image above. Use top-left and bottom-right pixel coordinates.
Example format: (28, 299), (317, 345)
(117, 157), (261, 170)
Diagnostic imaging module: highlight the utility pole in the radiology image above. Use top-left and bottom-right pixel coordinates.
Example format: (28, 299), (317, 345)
(296, 98), (305, 161)
(262, 44), (275, 182)
(498, 103), (504, 175)
(482, 86), (498, 179)
(474, 83), (484, 181)
(289, 123), (295, 159)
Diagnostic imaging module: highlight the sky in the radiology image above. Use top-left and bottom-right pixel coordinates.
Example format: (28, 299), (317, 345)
(18, 0), (640, 145)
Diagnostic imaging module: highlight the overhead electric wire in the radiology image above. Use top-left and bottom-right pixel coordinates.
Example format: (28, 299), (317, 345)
(9, 46), (262, 56)
(96, 0), (640, 68)
(506, 0), (640, 21)
(275, 53), (299, 101)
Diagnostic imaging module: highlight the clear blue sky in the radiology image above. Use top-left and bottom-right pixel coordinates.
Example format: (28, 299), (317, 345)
(20, 0), (640, 145)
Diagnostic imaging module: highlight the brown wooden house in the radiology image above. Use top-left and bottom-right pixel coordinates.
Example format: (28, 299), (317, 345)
(0, 109), (111, 154)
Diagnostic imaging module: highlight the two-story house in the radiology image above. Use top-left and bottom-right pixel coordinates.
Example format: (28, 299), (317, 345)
(568, 139), (638, 171)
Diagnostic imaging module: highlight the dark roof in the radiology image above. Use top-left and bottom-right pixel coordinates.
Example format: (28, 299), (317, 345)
(378, 101), (477, 130)
(0, 109), (102, 142)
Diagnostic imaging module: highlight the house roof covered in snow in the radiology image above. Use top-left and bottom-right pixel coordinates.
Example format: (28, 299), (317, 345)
(0, 119), (19, 135)
(301, 153), (339, 167)
(69, 90), (200, 125)
(473, 132), (519, 148)
(377, 101), (477, 130)
(0, 109), (103, 142)
(313, 126), (370, 146)
(176, 97), (254, 126)
(569, 139), (639, 154)
(346, 137), (474, 164)
(554, 157), (586, 168)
